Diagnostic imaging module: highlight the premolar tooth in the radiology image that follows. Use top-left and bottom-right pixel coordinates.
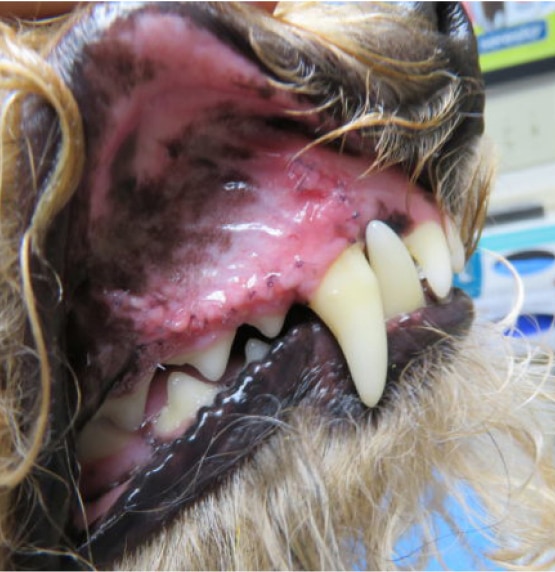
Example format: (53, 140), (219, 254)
(95, 375), (151, 432)
(366, 221), (425, 319)
(403, 221), (453, 298)
(444, 217), (466, 273)
(154, 372), (220, 436)
(250, 313), (286, 338)
(76, 418), (132, 462)
(245, 338), (271, 365)
(166, 332), (235, 381)
(309, 244), (387, 408)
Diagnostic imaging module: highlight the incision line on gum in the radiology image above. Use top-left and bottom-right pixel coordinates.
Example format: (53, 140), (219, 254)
(77, 218), (463, 455)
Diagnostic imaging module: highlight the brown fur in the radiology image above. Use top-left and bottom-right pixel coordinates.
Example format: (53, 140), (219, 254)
(0, 2), (554, 569)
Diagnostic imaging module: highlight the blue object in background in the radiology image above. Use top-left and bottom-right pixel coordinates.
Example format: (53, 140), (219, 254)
(506, 313), (555, 337)
(397, 219), (555, 568)
(394, 487), (502, 571)
(454, 220), (555, 349)
(453, 250), (483, 299)
(493, 249), (555, 277)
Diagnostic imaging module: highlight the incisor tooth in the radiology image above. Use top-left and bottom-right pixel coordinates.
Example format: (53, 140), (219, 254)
(95, 375), (151, 432)
(154, 372), (220, 436)
(444, 217), (466, 273)
(245, 338), (271, 365)
(165, 332), (235, 381)
(366, 221), (425, 319)
(250, 313), (286, 338)
(403, 221), (453, 298)
(309, 244), (388, 408)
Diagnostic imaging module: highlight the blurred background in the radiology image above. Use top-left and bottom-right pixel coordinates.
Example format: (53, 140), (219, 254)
(456, 1), (555, 349)
(407, 4), (555, 569)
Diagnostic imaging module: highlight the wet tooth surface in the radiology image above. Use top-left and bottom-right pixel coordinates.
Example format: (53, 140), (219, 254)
(366, 220), (425, 319)
(444, 216), (466, 273)
(249, 313), (287, 338)
(94, 375), (152, 432)
(403, 221), (453, 298)
(245, 338), (271, 365)
(309, 244), (388, 407)
(77, 418), (133, 462)
(154, 372), (220, 437)
(165, 332), (235, 381)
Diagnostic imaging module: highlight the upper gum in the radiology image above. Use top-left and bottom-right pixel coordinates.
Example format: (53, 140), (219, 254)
(90, 215), (458, 431)
(99, 162), (442, 351)
(157, 215), (454, 369)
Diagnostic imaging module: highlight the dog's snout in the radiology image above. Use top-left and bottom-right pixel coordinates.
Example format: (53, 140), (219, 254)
(409, 2), (482, 84)
(409, 2), (474, 41)
(436, 3), (483, 84)
(435, 2), (473, 38)
(411, 1), (485, 147)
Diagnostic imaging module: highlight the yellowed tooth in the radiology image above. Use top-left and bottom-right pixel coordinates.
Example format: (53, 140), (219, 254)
(309, 244), (387, 408)
(403, 221), (453, 298)
(154, 372), (220, 437)
(250, 313), (286, 338)
(366, 221), (425, 319)
(444, 216), (466, 273)
(165, 331), (235, 381)
(95, 375), (151, 432)
(76, 418), (132, 462)
(245, 338), (271, 365)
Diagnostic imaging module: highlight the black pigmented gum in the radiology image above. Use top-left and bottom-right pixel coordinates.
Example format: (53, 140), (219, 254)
(386, 288), (474, 380)
(91, 112), (261, 293)
(26, 2), (485, 568)
(74, 290), (473, 567)
(75, 320), (361, 567)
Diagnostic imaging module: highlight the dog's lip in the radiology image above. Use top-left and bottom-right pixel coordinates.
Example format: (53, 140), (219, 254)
(10, 2), (483, 567)
(74, 290), (473, 565)
(74, 203), (466, 520)
(56, 0), (475, 453)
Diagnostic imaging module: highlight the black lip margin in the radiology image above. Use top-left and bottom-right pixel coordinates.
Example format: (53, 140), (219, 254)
(74, 290), (473, 568)
(76, 318), (361, 567)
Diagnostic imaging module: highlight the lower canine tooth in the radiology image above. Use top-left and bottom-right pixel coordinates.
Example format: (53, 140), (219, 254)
(309, 244), (387, 407)
(403, 221), (453, 298)
(366, 221), (425, 319)
(154, 372), (220, 436)
(166, 332), (235, 381)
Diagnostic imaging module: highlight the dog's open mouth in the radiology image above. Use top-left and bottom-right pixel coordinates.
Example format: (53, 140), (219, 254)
(16, 2), (487, 567)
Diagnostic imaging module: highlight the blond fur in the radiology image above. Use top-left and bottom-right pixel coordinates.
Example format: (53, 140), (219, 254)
(0, 2), (554, 570)
(117, 327), (555, 571)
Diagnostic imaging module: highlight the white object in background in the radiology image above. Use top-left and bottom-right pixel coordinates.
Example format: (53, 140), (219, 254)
(455, 215), (555, 347)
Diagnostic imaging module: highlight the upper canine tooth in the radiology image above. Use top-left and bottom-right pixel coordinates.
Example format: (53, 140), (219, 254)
(443, 216), (466, 273)
(165, 331), (235, 381)
(309, 244), (387, 408)
(249, 313), (286, 338)
(403, 221), (453, 298)
(154, 372), (220, 437)
(366, 221), (425, 319)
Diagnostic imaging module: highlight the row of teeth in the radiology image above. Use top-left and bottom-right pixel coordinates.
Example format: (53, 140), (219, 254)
(77, 218), (464, 461)
(309, 218), (464, 407)
(77, 321), (284, 460)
